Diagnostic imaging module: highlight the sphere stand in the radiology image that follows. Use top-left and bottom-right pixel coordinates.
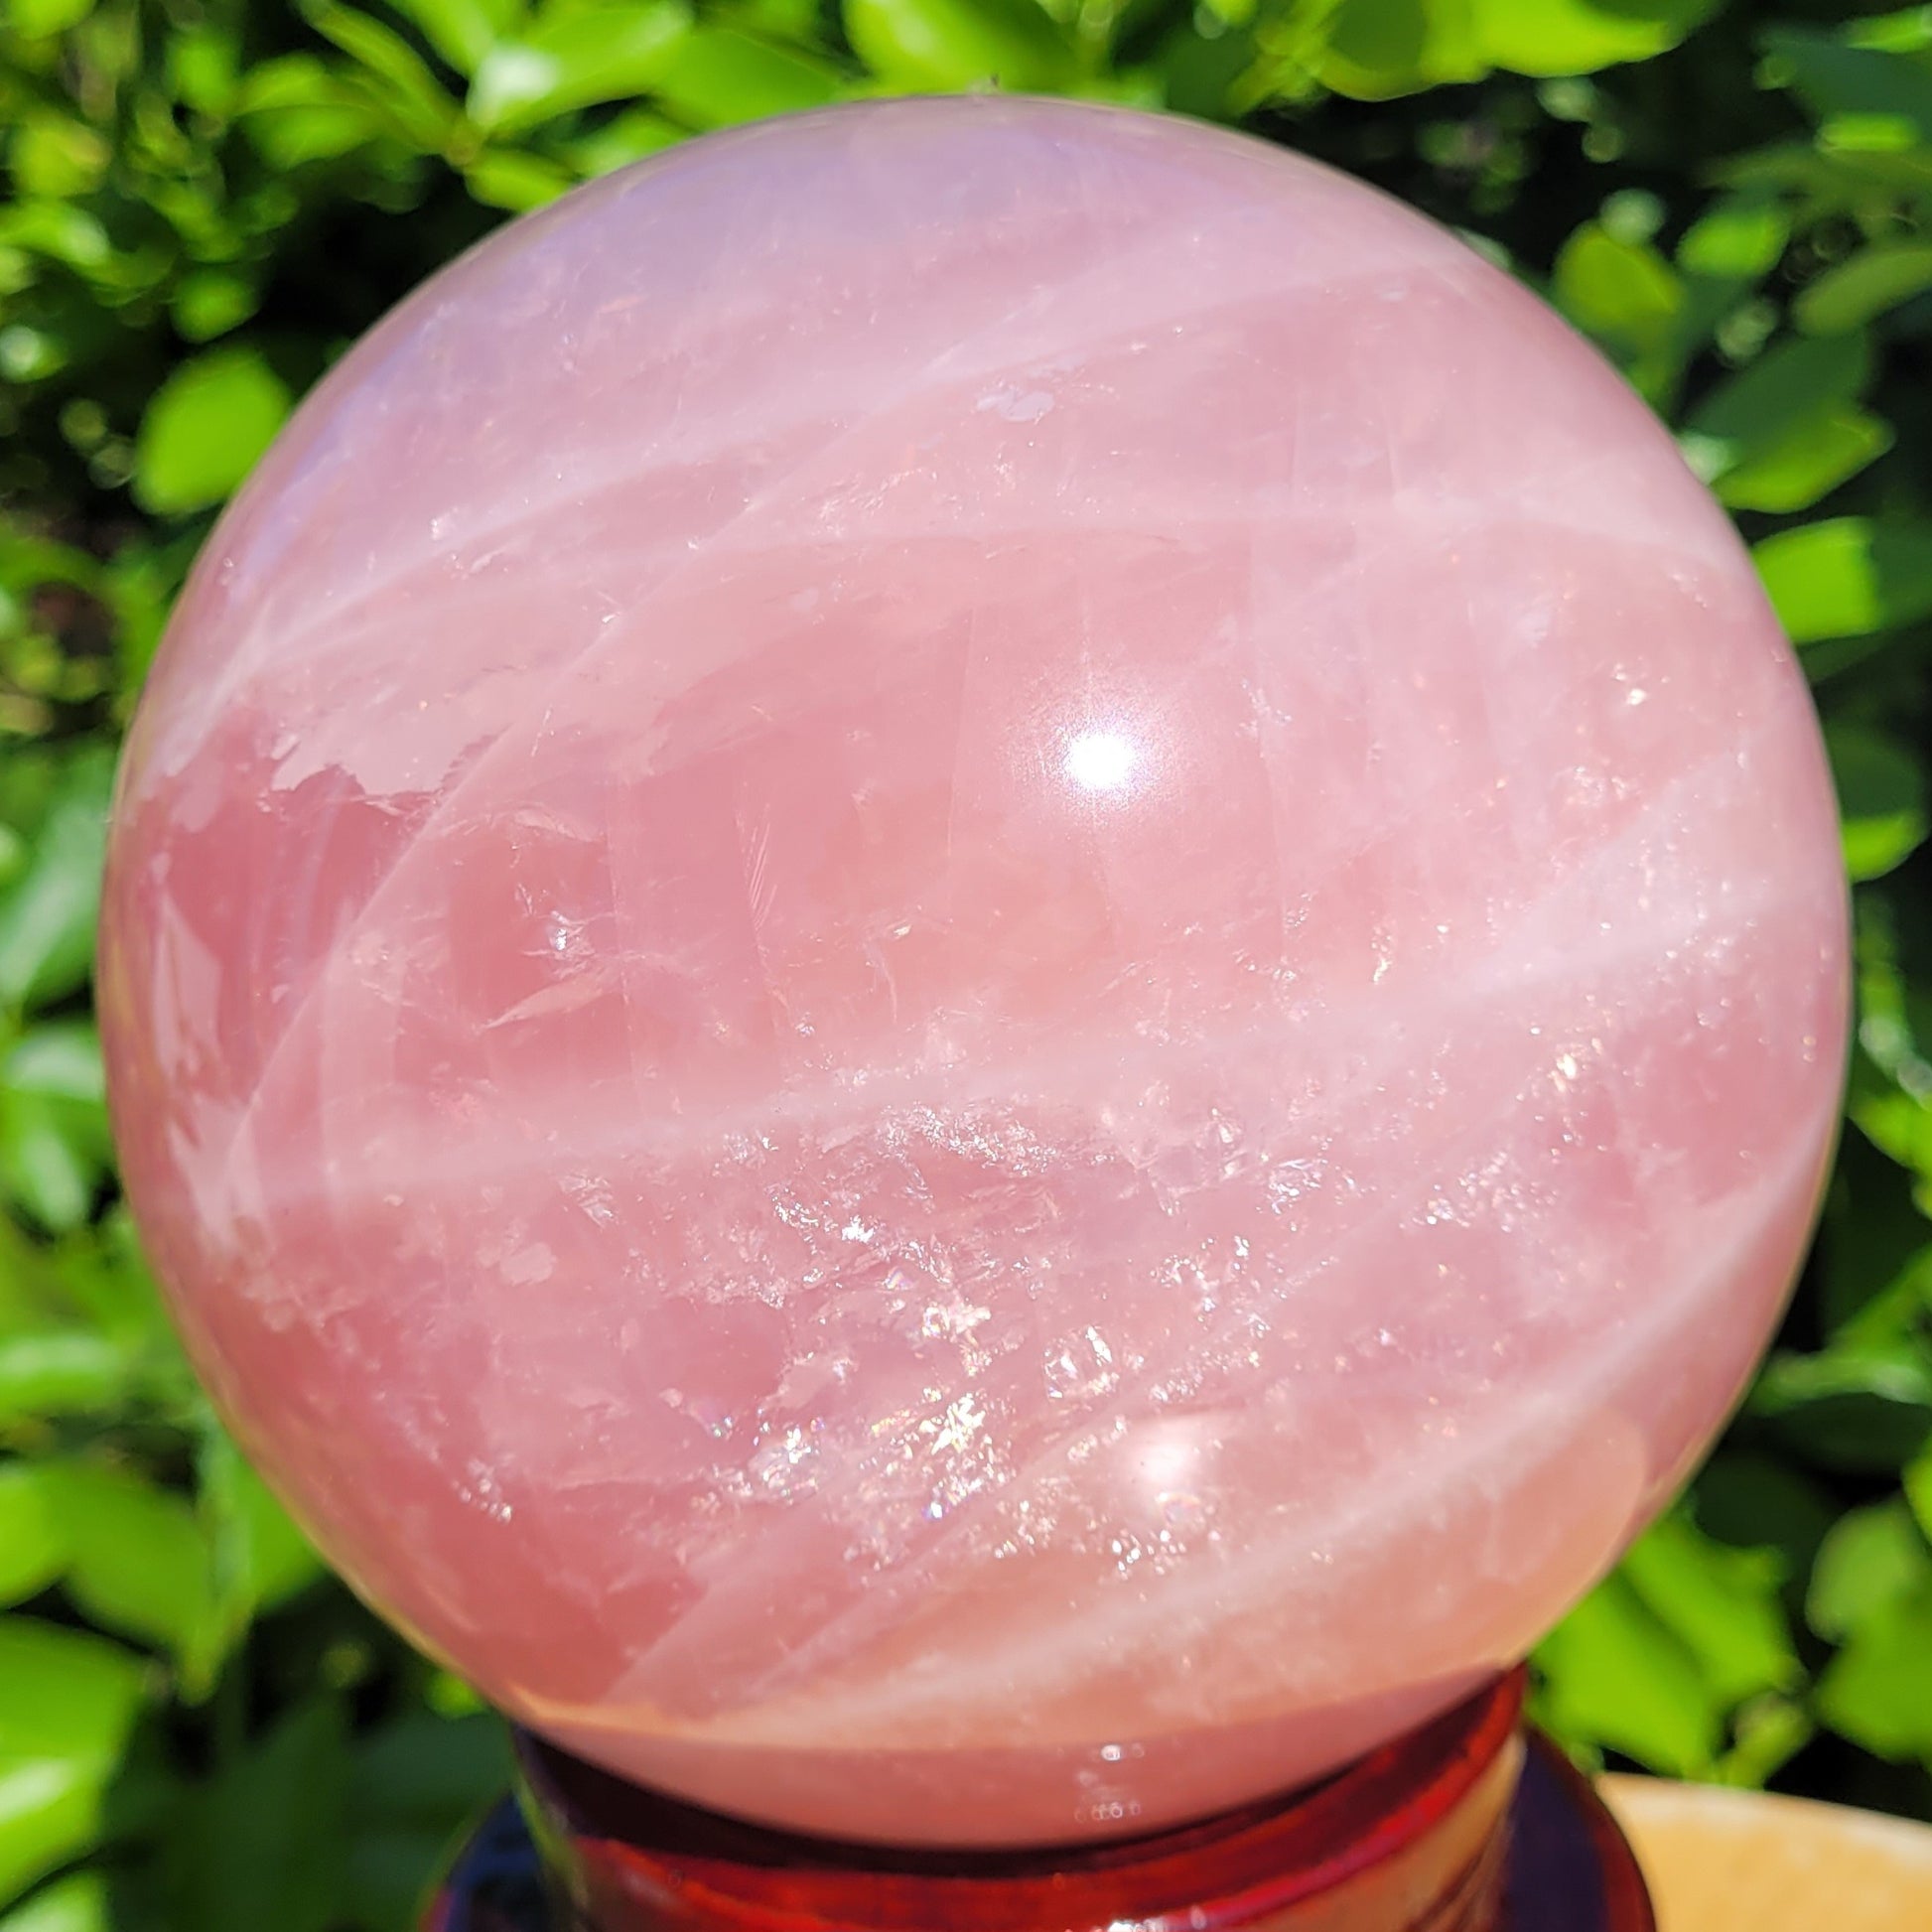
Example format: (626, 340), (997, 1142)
(421, 1672), (1652, 1931)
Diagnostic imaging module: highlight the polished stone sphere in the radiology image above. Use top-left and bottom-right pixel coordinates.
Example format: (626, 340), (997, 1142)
(100, 98), (1848, 1847)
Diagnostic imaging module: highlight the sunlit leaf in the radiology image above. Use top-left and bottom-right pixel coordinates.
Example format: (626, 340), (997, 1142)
(0, 1468), (65, 1610)
(1818, 1129), (1932, 1341)
(1797, 243), (1932, 335)
(467, 3), (692, 135)
(1536, 1572), (1721, 1777)
(1828, 724), (1929, 883)
(1621, 1515), (1800, 1707)
(1473, 0), (1718, 78)
(652, 27), (845, 127)
(1753, 517), (1932, 645)
(389, 0), (523, 74)
(1553, 220), (1682, 395)
(1816, 1587), (1932, 1759)
(0, 1333), (128, 1427)
(5, 0), (96, 39)
(0, 1872), (110, 1932)
(46, 1461), (219, 1689)
(172, 271), (260, 345)
(0, 754), (111, 1016)
(1908, 1445), (1932, 1547)
(1677, 195), (1790, 279)
(1760, 30), (1932, 148)
(168, 26), (241, 114)
(0, 1619), (145, 1907)
(1750, 1345), (1932, 1472)
(133, 347), (290, 517)
(462, 148), (575, 209)
(0, 205), (109, 274)
(200, 1432), (324, 1628)
(1808, 1498), (1932, 1642)
(8, 118), (108, 200)
(298, 0), (462, 148)
(846, 0), (1073, 89)
(566, 105), (686, 177)
(1717, 405), (1890, 512)
(1688, 329), (1870, 457)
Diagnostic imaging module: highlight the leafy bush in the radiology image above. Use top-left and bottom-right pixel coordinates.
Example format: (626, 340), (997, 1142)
(4, 0), (1932, 1925)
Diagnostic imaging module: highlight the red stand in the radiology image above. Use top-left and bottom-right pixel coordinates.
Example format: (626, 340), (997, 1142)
(425, 1672), (1652, 1931)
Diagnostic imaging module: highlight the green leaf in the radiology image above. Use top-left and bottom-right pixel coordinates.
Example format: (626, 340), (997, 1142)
(165, 1699), (349, 1932)
(1472, 0), (1718, 78)
(1761, 30), (1932, 150)
(1808, 1498), (1931, 1642)
(845, 0), (1076, 90)
(566, 104), (686, 177)
(467, 3), (693, 135)
(1818, 1129), (1932, 1340)
(1620, 1514), (1800, 1707)
(0, 1469), (65, 1610)
(1688, 329), (1870, 461)
(1797, 243), (1932, 335)
(1685, 331), (1886, 511)
(343, 1827), (460, 1932)
(1309, 0), (1481, 101)
(8, 118), (109, 200)
(0, 1619), (145, 1907)
(462, 149), (575, 209)
(1677, 196), (1790, 279)
(1750, 1345), (1932, 1472)
(348, 1712), (510, 1831)
(1846, 9), (1932, 56)
(1552, 219), (1683, 396)
(168, 26), (242, 114)
(0, 205), (109, 275)
(1715, 1695), (1814, 1789)
(1535, 1571), (1721, 1777)
(1752, 517), (1932, 645)
(0, 1095), (99, 1232)
(651, 27), (846, 127)
(1715, 405), (1890, 513)
(246, 103), (385, 168)
(200, 1433), (323, 1629)
(298, 0), (462, 149)
(1850, 897), (1932, 1198)
(46, 1462), (219, 1689)
(5, 0), (95, 38)
(1816, 1587), (1932, 1760)
(0, 1872), (109, 1932)
(0, 1333), (128, 1427)
(1, 1026), (112, 1233)
(173, 271), (260, 345)
(1828, 724), (1929, 883)
(235, 56), (387, 167)
(0, 753), (111, 1016)
(1156, 12), (1261, 118)
(0, 1621), (146, 1765)
(388, 0), (523, 73)
(1694, 1450), (1839, 1588)
(133, 347), (291, 518)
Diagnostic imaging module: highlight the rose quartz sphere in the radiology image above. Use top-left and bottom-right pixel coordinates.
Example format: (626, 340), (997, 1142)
(101, 98), (1848, 1847)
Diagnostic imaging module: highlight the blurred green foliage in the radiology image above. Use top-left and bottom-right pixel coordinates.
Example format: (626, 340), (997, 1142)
(4, 0), (1932, 1924)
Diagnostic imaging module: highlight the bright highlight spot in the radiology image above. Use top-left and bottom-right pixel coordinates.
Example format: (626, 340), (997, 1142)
(1064, 729), (1140, 792)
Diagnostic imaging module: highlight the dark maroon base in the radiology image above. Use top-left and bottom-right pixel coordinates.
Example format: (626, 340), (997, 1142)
(423, 1728), (1648, 1932)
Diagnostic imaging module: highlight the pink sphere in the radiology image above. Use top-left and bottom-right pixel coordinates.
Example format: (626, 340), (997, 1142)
(101, 99), (1848, 1847)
